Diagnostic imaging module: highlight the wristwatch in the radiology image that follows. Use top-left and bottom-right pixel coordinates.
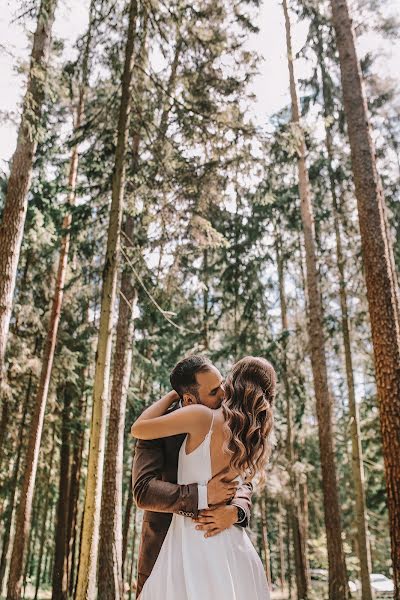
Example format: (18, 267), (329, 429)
(235, 506), (246, 524)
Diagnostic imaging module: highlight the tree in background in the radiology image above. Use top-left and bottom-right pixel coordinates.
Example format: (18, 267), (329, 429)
(281, 1), (348, 597)
(74, 1), (139, 598)
(0, 0), (58, 392)
(331, 0), (400, 596)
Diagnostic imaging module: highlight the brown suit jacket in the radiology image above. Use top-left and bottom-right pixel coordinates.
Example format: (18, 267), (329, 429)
(132, 413), (253, 598)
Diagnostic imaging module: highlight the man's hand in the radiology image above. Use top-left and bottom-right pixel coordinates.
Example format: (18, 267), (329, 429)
(194, 505), (238, 538)
(207, 468), (238, 506)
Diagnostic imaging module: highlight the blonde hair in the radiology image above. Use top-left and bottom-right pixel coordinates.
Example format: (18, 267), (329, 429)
(222, 356), (276, 480)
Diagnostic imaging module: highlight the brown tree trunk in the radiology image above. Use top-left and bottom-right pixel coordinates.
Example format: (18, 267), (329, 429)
(275, 233), (309, 600)
(0, 374), (31, 591)
(260, 496), (272, 589)
(330, 2), (400, 595)
(6, 132), (79, 600)
(50, 5), (94, 597)
(51, 384), (72, 600)
(286, 508), (294, 600)
(281, 2), (349, 598)
(315, 23), (373, 599)
(97, 9), (146, 600)
(0, 400), (10, 470)
(98, 255), (138, 600)
(122, 446), (136, 576)
(127, 507), (138, 600)
(33, 474), (53, 600)
(5, 27), (90, 592)
(66, 384), (87, 598)
(74, 2), (138, 597)
(278, 503), (286, 593)
(298, 472), (310, 589)
(0, 0), (57, 387)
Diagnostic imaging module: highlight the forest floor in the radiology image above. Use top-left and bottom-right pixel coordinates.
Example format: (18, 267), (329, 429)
(7, 585), (294, 599)
(11, 584), (334, 599)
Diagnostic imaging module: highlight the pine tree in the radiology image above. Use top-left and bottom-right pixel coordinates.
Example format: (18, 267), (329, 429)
(0, 0), (58, 392)
(74, 1), (139, 597)
(330, 1), (400, 595)
(281, 1), (349, 597)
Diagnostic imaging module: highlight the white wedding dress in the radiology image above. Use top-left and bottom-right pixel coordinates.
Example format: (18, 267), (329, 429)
(138, 414), (270, 599)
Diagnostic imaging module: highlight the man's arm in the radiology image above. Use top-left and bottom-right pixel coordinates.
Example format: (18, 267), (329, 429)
(132, 437), (199, 518)
(194, 480), (254, 537)
(231, 480), (253, 527)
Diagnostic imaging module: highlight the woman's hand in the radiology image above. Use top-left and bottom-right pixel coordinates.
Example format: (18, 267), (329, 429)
(166, 389), (180, 406)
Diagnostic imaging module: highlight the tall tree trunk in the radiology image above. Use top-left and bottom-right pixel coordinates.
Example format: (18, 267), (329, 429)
(66, 380), (87, 598)
(0, 372), (32, 591)
(298, 471), (310, 589)
(50, 5), (94, 597)
(330, 2), (400, 595)
(277, 503), (286, 593)
(5, 39), (90, 595)
(202, 249), (209, 351)
(74, 1), (138, 597)
(315, 23), (373, 599)
(260, 496), (272, 588)
(33, 476), (53, 600)
(0, 0), (57, 387)
(97, 9), (146, 598)
(286, 508), (294, 600)
(51, 384), (72, 600)
(122, 447), (136, 576)
(281, 2), (349, 598)
(97, 262), (138, 600)
(275, 233), (308, 600)
(127, 507), (138, 600)
(0, 400), (10, 469)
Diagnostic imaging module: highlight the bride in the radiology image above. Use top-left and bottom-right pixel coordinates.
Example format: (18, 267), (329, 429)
(131, 356), (276, 600)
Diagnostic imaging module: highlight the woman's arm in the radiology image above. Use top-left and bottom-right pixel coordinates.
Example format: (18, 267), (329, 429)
(131, 391), (212, 440)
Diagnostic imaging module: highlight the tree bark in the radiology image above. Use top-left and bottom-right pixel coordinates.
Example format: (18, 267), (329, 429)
(282, 2), (349, 598)
(315, 21), (373, 599)
(122, 446), (136, 576)
(97, 8), (146, 599)
(33, 473), (54, 600)
(330, 2), (400, 596)
(97, 259), (138, 600)
(6, 105), (81, 600)
(127, 506), (138, 600)
(50, 5), (94, 597)
(0, 0), (57, 388)
(260, 495), (272, 589)
(0, 373), (31, 591)
(74, 2), (138, 598)
(67, 380), (87, 598)
(286, 508), (294, 600)
(278, 503), (286, 593)
(51, 384), (72, 600)
(275, 233), (309, 600)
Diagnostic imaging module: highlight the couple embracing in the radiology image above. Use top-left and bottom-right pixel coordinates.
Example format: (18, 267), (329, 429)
(131, 354), (276, 599)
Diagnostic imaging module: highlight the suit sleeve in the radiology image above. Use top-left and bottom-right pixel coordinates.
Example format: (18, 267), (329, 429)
(132, 438), (199, 518)
(231, 481), (253, 528)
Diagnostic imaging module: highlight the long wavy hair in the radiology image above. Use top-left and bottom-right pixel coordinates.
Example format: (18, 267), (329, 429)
(222, 356), (276, 480)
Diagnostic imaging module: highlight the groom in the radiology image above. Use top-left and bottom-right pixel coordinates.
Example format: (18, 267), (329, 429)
(132, 355), (253, 597)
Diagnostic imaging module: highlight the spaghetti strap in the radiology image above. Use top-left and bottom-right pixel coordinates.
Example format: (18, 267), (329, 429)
(207, 411), (215, 437)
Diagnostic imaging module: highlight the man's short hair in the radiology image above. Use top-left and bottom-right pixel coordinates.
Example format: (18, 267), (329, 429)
(170, 355), (213, 399)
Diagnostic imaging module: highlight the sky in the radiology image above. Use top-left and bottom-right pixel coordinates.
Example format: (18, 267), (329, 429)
(0, 0), (399, 171)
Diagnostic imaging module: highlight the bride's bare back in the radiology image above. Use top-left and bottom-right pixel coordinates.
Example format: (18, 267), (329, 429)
(184, 408), (239, 481)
